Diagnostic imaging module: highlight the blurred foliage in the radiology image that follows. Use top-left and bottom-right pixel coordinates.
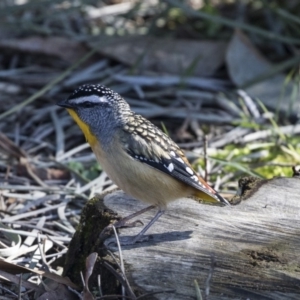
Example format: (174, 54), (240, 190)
(68, 161), (101, 181)
(0, 0), (299, 183)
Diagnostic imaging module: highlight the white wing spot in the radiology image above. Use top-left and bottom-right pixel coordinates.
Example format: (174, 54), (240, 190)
(167, 163), (174, 172)
(170, 151), (176, 157)
(191, 175), (199, 182)
(186, 167), (193, 175)
(175, 157), (184, 164)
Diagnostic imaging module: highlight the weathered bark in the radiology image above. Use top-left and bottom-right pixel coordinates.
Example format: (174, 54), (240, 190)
(65, 176), (300, 299)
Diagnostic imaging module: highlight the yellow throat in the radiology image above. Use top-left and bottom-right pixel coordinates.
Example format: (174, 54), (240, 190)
(67, 109), (97, 147)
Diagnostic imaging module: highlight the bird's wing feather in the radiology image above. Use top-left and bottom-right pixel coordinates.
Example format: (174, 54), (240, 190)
(119, 116), (228, 205)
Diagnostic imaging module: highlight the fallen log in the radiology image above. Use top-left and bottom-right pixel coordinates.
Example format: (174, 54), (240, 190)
(64, 175), (300, 299)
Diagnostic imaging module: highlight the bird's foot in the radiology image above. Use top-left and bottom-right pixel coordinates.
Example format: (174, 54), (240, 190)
(100, 207), (163, 246)
(99, 218), (144, 241)
(113, 218), (144, 228)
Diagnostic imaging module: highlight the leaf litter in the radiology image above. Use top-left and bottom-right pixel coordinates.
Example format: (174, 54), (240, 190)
(0, 0), (299, 299)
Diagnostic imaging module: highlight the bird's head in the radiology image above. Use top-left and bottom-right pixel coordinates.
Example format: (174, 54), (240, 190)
(57, 84), (131, 146)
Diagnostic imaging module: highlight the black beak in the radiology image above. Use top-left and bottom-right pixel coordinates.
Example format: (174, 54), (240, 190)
(56, 99), (73, 108)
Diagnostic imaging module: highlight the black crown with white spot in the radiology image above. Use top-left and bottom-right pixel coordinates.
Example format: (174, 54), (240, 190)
(68, 84), (114, 101)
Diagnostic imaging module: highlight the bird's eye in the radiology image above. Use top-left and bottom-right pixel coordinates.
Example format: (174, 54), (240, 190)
(82, 101), (94, 108)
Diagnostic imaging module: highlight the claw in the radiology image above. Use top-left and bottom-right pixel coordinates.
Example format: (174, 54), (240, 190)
(113, 219), (144, 228)
(100, 206), (164, 245)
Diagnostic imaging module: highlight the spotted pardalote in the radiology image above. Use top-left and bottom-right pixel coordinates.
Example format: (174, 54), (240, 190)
(57, 84), (229, 244)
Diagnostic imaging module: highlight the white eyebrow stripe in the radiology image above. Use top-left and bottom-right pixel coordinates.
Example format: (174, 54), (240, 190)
(72, 95), (108, 104)
(98, 96), (108, 102)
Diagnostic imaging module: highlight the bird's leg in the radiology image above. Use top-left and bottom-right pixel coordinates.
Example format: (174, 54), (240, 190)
(114, 205), (156, 228)
(120, 209), (165, 245)
(100, 205), (156, 241)
(102, 207), (165, 245)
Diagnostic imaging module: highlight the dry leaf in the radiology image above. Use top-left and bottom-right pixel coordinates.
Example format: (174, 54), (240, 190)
(90, 36), (226, 76)
(0, 36), (88, 63)
(0, 259), (78, 289)
(36, 280), (78, 300)
(0, 132), (26, 159)
(0, 132), (69, 182)
(17, 165), (70, 181)
(0, 269), (39, 291)
(226, 30), (300, 113)
(83, 253), (98, 300)
(0, 223), (21, 257)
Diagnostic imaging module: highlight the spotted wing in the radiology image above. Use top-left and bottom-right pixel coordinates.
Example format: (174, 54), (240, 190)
(120, 114), (228, 205)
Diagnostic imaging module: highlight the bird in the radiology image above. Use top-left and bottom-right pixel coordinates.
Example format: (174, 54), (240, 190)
(57, 84), (230, 244)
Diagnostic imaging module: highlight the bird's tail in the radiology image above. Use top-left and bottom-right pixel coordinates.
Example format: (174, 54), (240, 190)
(191, 189), (230, 206)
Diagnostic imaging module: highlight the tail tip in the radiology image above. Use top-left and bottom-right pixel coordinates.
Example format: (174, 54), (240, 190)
(216, 193), (230, 206)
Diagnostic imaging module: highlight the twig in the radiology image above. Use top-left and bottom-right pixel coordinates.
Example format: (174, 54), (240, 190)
(0, 49), (96, 121)
(112, 225), (126, 299)
(203, 135), (208, 182)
